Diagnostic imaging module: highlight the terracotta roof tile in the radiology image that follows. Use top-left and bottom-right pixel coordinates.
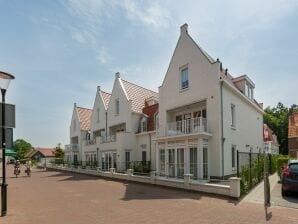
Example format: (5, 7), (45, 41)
(36, 148), (56, 157)
(77, 107), (92, 131)
(101, 91), (111, 110)
(289, 112), (298, 137)
(121, 79), (159, 113)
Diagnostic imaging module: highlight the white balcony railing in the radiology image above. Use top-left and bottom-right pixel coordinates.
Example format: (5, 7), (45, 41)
(65, 144), (79, 152)
(165, 117), (207, 136)
(100, 135), (116, 144)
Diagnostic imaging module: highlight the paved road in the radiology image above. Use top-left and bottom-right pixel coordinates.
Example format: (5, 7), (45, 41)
(1, 166), (298, 224)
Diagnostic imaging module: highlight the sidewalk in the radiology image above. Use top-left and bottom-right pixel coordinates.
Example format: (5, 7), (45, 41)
(242, 173), (279, 204)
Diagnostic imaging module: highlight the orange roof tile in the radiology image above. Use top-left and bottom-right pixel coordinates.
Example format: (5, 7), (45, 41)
(289, 112), (298, 137)
(101, 91), (111, 110)
(121, 79), (159, 113)
(77, 107), (92, 131)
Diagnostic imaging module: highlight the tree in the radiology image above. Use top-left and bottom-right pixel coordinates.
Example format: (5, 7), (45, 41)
(54, 143), (64, 158)
(264, 102), (289, 155)
(13, 139), (32, 159)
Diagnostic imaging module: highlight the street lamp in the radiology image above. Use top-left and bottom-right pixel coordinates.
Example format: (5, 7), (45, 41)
(0, 71), (15, 217)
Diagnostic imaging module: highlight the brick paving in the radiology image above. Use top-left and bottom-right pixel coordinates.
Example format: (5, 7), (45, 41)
(1, 165), (298, 224)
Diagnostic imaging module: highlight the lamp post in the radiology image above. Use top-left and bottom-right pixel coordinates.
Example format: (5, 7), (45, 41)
(0, 71), (15, 217)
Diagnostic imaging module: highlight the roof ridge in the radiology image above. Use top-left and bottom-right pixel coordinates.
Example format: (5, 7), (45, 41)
(121, 79), (158, 94)
(101, 90), (111, 95)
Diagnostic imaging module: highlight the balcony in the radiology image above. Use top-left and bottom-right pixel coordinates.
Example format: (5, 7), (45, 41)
(65, 144), (79, 152)
(100, 135), (116, 144)
(158, 117), (209, 138)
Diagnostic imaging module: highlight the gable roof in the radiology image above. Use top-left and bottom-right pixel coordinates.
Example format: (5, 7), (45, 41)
(101, 91), (112, 110)
(26, 148), (56, 158)
(120, 79), (159, 113)
(77, 107), (92, 131)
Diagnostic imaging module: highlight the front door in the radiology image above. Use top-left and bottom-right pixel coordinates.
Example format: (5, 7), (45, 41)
(168, 149), (175, 177)
(177, 148), (184, 178)
(125, 151), (130, 170)
(190, 147), (198, 179)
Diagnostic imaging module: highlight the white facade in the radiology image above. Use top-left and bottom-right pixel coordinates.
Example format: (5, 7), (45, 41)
(156, 24), (264, 179)
(67, 23), (264, 180)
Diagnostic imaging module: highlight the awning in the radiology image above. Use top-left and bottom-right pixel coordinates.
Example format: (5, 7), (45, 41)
(4, 148), (18, 156)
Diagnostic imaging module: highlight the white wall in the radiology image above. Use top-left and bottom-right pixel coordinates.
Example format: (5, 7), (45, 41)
(222, 83), (264, 176)
(107, 78), (133, 133)
(158, 27), (222, 177)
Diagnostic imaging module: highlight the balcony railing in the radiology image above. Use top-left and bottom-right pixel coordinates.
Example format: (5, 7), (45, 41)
(165, 117), (207, 136)
(100, 135), (116, 144)
(65, 144), (79, 152)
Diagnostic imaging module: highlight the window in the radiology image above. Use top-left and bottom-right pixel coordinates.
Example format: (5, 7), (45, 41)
(97, 108), (100, 123)
(125, 151), (130, 169)
(180, 67), (189, 90)
(154, 113), (159, 130)
(142, 151), (147, 161)
(231, 104), (236, 128)
(232, 145), (236, 169)
(115, 99), (119, 115)
(73, 120), (76, 131)
(141, 117), (147, 132)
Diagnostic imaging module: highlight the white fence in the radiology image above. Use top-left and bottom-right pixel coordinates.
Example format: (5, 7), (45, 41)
(47, 164), (240, 198)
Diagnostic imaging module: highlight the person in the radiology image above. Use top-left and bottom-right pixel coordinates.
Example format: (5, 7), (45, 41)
(25, 160), (32, 176)
(14, 160), (21, 176)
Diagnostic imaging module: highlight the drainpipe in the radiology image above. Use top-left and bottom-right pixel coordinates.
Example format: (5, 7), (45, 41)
(220, 80), (225, 179)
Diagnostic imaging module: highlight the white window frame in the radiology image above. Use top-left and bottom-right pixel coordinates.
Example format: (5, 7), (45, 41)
(231, 104), (236, 128)
(97, 108), (100, 123)
(180, 66), (189, 90)
(231, 145), (236, 169)
(115, 99), (120, 115)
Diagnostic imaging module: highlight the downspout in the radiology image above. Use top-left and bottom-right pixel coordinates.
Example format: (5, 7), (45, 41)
(220, 80), (225, 179)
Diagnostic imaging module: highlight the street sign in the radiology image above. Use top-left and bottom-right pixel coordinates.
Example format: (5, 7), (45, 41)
(0, 103), (15, 128)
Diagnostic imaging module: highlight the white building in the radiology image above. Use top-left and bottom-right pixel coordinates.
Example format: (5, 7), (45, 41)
(155, 24), (264, 179)
(66, 23), (264, 180)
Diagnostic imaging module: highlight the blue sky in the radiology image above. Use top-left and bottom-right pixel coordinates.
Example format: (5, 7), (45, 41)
(0, 0), (297, 147)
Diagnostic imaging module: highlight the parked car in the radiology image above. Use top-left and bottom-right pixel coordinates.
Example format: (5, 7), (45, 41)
(281, 160), (298, 196)
(7, 158), (16, 164)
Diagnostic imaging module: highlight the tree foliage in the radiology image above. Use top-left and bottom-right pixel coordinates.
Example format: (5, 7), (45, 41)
(264, 103), (298, 155)
(54, 143), (64, 158)
(13, 139), (32, 159)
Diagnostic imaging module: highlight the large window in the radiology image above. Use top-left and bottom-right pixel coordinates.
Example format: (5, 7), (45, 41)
(142, 151), (147, 162)
(231, 104), (236, 128)
(232, 145), (236, 169)
(159, 149), (165, 176)
(115, 99), (120, 115)
(97, 108), (100, 123)
(180, 67), (189, 90)
(125, 151), (130, 169)
(190, 147), (198, 179)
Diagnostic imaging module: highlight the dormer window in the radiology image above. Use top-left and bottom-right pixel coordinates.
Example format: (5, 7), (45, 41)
(180, 67), (189, 90)
(245, 82), (254, 100)
(115, 99), (120, 115)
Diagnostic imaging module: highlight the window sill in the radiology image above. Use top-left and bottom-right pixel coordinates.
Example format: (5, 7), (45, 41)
(231, 126), (236, 130)
(180, 88), (189, 93)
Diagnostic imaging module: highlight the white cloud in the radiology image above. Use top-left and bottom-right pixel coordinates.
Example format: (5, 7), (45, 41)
(97, 47), (111, 64)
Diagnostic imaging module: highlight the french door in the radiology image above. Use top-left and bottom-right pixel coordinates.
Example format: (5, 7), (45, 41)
(189, 147), (198, 179)
(177, 148), (184, 178)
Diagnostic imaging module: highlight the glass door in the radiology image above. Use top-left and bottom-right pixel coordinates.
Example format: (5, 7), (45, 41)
(159, 149), (165, 176)
(177, 148), (184, 178)
(203, 147), (208, 179)
(184, 113), (191, 134)
(189, 147), (198, 179)
(168, 149), (175, 177)
(125, 151), (130, 170)
(112, 152), (117, 169)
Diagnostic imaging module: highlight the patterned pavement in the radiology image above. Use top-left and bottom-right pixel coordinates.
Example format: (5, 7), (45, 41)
(1, 166), (298, 224)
